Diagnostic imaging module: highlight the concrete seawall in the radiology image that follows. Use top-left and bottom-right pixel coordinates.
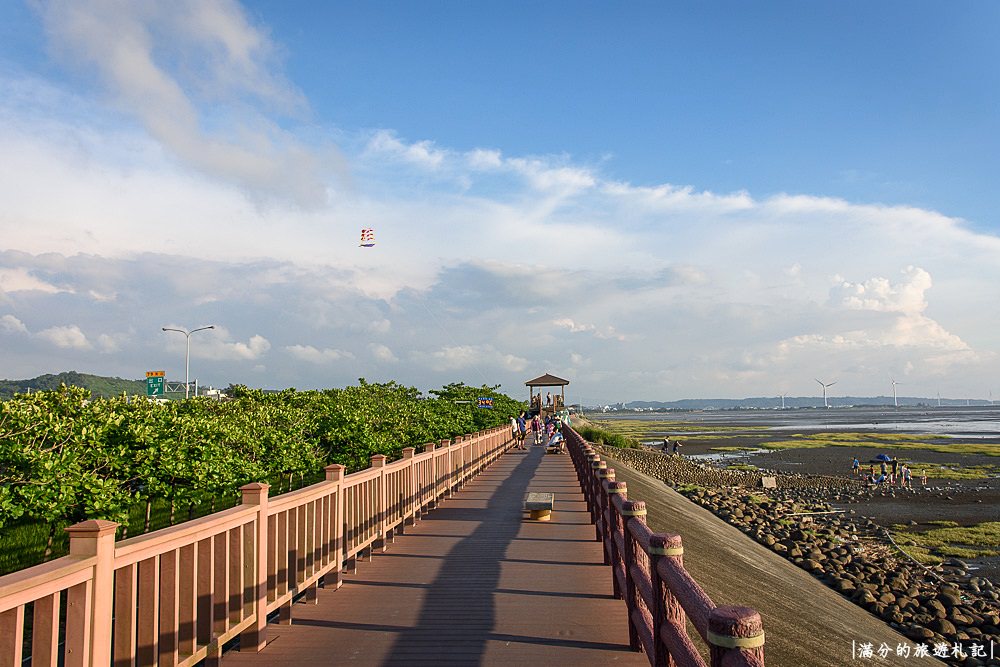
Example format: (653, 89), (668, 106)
(603, 454), (944, 666)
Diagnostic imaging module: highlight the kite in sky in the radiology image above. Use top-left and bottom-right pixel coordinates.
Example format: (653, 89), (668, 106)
(359, 228), (375, 247)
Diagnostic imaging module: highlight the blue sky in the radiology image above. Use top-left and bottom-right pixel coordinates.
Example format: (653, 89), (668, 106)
(1, 1), (999, 404)
(242, 1), (1000, 226)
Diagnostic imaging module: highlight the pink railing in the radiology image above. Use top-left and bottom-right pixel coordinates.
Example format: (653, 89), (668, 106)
(0, 427), (511, 667)
(565, 427), (766, 667)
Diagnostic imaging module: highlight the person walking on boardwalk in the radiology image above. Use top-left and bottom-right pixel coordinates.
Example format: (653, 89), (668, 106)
(510, 415), (519, 444)
(516, 411), (528, 450)
(532, 415), (542, 445)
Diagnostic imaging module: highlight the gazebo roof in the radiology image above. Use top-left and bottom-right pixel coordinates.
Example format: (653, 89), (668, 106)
(524, 373), (570, 387)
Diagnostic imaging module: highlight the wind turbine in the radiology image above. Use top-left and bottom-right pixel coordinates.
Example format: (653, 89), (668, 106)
(815, 379), (837, 408)
(779, 393), (786, 410)
(890, 377), (900, 408)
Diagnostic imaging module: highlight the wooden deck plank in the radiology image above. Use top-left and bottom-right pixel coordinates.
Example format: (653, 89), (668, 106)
(222, 446), (646, 666)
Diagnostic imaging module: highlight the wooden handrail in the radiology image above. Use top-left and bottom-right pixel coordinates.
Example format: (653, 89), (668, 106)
(0, 426), (513, 667)
(564, 427), (766, 667)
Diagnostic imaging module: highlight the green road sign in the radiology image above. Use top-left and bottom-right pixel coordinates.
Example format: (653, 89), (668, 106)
(146, 372), (165, 397)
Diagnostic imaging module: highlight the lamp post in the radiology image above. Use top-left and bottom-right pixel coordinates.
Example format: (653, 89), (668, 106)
(162, 325), (215, 399)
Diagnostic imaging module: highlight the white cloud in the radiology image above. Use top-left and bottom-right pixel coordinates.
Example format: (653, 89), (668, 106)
(0, 314), (29, 334)
(286, 344), (354, 364)
(369, 343), (398, 363)
(367, 130), (447, 169)
(833, 266), (931, 315)
(0, 268), (67, 294)
(215, 334), (271, 360)
(96, 332), (129, 353)
(552, 318), (626, 341)
(37, 324), (91, 349)
(38, 0), (328, 206)
(422, 345), (528, 373)
(161, 326), (270, 360)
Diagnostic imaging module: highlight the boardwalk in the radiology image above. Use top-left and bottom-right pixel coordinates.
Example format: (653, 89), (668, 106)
(223, 444), (647, 666)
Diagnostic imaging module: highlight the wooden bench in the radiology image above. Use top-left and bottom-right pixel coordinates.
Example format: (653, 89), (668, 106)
(524, 492), (554, 521)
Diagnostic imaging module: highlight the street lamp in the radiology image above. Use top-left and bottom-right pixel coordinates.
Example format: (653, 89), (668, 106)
(161, 325), (215, 399)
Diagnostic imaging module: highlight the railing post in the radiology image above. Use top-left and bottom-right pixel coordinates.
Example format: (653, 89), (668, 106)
(708, 606), (765, 667)
(324, 464), (346, 590)
(424, 442), (436, 510)
(596, 469), (616, 556)
(440, 439), (451, 499)
(590, 459), (607, 533)
(239, 483), (270, 651)
(403, 447), (417, 526)
(371, 454), (388, 551)
(451, 436), (462, 491)
(584, 452), (600, 510)
(620, 500), (647, 653)
(463, 434), (473, 486)
(648, 532), (684, 667)
(606, 484), (627, 599)
(64, 519), (119, 667)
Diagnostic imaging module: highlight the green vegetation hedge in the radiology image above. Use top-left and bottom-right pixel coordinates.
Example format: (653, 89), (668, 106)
(0, 381), (523, 572)
(575, 424), (640, 449)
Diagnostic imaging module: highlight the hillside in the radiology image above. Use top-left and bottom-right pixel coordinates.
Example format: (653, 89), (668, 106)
(0, 372), (146, 400)
(620, 396), (983, 410)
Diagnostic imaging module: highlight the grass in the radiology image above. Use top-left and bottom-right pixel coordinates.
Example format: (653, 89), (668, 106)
(758, 432), (1000, 457)
(897, 545), (942, 565)
(710, 446), (761, 452)
(589, 419), (768, 436)
(575, 424), (641, 449)
(906, 464), (998, 480)
(726, 463), (759, 471)
(891, 521), (1000, 566)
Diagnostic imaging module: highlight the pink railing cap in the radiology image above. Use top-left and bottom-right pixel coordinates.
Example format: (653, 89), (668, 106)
(707, 605), (765, 650)
(620, 500), (646, 517)
(606, 481), (627, 494)
(65, 519), (119, 538)
(241, 482), (270, 492)
(648, 532), (683, 556)
(324, 463), (346, 481)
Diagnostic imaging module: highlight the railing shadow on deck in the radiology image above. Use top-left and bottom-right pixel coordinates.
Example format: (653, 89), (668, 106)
(382, 446), (544, 665)
(565, 427), (766, 667)
(0, 427), (512, 667)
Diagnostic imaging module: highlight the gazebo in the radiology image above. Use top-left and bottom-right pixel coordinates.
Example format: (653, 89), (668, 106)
(525, 373), (569, 413)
